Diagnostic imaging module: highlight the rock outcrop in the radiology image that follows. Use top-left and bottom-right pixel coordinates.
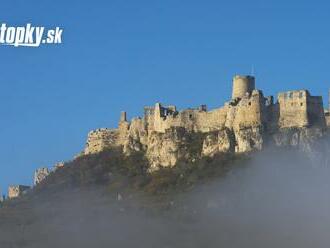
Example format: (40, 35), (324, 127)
(202, 128), (234, 157)
(146, 127), (202, 171)
(34, 168), (50, 185)
(234, 126), (264, 153)
(82, 120), (330, 171)
(8, 185), (30, 199)
(272, 127), (329, 160)
(123, 118), (147, 155)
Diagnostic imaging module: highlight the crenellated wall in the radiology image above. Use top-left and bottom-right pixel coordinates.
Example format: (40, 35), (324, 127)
(278, 90), (309, 128)
(277, 90), (325, 128)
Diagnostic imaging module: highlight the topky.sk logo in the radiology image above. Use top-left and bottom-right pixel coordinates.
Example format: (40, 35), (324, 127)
(0, 23), (63, 47)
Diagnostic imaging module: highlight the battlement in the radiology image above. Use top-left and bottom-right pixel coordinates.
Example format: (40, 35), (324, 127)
(277, 90), (325, 128)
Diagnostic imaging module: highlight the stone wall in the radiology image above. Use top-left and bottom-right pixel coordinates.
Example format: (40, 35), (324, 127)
(278, 90), (325, 128)
(197, 107), (228, 131)
(307, 95), (326, 127)
(229, 90), (266, 130)
(8, 185), (30, 199)
(148, 90), (267, 134)
(151, 105), (227, 133)
(278, 90), (309, 128)
(84, 128), (119, 155)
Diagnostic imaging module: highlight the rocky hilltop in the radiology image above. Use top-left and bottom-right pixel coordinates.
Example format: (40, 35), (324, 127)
(5, 75), (330, 199)
(82, 75), (330, 171)
(2, 75), (330, 248)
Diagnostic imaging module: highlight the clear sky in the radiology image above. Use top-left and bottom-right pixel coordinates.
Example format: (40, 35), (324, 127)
(0, 0), (329, 194)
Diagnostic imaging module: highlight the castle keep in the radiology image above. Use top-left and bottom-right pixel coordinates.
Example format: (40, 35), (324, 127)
(83, 75), (328, 169)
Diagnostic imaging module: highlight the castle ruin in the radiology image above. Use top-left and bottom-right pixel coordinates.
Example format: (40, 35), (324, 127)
(84, 75), (328, 158)
(4, 75), (330, 199)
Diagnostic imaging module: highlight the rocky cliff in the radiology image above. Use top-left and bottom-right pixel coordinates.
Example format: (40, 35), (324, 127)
(83, 121), (329, 172)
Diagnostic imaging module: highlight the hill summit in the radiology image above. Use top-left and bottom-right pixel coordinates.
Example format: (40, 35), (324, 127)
(6, 75), (330, 198)
(81, 75), (329, 171)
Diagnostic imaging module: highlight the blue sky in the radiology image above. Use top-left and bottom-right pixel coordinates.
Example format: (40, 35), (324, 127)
(0, 0), (329, 194)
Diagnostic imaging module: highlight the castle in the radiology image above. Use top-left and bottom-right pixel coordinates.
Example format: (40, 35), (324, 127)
(5, 75), (330, 199)
(84, 75), (328, 158)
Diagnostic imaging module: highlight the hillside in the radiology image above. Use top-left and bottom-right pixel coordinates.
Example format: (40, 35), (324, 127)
(0, 147), (247, 247)
(1, 73), (330, 247)
(1, 144), (330, 248)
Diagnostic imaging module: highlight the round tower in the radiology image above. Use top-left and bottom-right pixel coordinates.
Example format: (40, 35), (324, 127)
(232, 75), (255, 99)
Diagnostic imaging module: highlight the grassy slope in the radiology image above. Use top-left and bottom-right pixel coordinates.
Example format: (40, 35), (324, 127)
(1, 147), (248, 211)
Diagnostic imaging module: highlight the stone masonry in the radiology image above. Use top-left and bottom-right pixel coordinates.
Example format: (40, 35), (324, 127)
(83, 75), (328, 170)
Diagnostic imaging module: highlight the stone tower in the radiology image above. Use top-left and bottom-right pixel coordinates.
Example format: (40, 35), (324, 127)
(232, 75), (255, 99)
(120, 111), (127, 122)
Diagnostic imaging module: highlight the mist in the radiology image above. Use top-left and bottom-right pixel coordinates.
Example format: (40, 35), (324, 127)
(1, 146), (330, 248)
